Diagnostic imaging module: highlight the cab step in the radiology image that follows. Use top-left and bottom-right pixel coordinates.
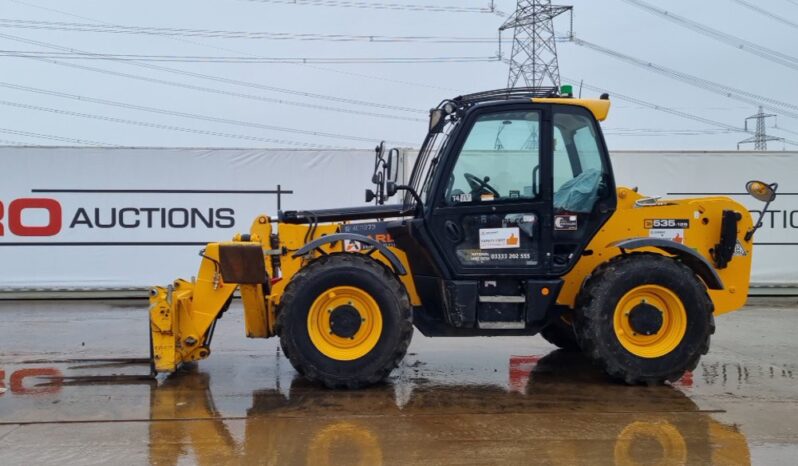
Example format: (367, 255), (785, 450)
(478, 295), (526, 303)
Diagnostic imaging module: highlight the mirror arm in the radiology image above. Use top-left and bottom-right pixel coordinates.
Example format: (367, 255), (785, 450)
(387, 182), (424, 217)
(745, 198), (772, 242)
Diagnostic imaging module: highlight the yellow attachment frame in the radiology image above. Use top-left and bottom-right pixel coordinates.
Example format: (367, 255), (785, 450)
(148, 214), (419, 374)
(149, 227), (278, 372)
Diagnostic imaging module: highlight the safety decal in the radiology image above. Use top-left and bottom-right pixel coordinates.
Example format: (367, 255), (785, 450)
(343, 240), (363, 252)
(644, 219), (690, 229)
(649, 229), (684, 244)
(480, 193), (495, 202)
(479, 227), (520, 249)
(733, 239), (748, 257)
(554, 214), (578, 231)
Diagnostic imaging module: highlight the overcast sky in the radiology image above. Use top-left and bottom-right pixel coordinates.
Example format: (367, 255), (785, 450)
(1, 0), (797, 150)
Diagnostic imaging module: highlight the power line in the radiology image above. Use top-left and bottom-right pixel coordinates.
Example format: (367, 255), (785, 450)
(0, 32), (427, 114)
(621, 0), (798, 71)
(603, 127), (736, 135)
(0, 50), (500, 64)
(728, 0), (798, 30)
(298, 62), (456, 91)
(775, 126), (798, 137)
(570, 37), (798, 119)
(238, 0), (496, 13)
(563, 77), (798, 147)
(5, 55), (424, 123)
(0, 100), (354, 148)
(11, 0), (767, 147)
(0, 81), (415, 145)
(0, 138), (28, 145)
(0, 127), (116, 146)
(0, 18), (498, 43)
(4, 1), (455, 98)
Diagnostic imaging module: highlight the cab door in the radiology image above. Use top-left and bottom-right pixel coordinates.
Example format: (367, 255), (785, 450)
(426, 104), (552, 277)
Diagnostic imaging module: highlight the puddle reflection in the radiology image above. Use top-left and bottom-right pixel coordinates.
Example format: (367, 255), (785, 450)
(148, 350), (750, 465)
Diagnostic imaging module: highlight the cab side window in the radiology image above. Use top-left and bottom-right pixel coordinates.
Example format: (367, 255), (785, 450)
(445, 111), (541, 205)
(552, 109), (607, 213)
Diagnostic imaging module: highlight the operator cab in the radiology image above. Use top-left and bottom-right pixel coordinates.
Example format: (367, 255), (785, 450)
(390, 87), (617, 335)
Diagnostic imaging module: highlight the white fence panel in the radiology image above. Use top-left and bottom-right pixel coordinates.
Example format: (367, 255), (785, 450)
(1, 148), (795, 291)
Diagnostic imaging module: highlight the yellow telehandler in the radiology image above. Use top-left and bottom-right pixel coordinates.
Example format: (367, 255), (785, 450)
(149, 86), (776, 388)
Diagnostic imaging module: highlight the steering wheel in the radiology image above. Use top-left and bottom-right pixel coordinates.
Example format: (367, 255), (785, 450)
(464, 173), (500, 198)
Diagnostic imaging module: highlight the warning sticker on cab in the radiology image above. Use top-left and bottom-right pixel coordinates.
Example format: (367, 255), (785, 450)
(479, 227), (520, 249)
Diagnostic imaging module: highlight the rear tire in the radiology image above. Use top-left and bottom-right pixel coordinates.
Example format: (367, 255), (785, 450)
(540, 313), (580, 351)
(574, 254), (714, 385)
(276, 254), (413, 389)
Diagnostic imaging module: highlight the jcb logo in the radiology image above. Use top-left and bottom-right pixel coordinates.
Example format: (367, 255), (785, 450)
(0, 198), (62, 237)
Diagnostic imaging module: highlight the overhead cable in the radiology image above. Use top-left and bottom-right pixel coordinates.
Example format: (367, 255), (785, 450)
(571, 37), (798, 119)
(0, 138), (27, 145)
(0, 100), (353, 148)
(0, 127), (116, 146)
(621, 0), (798, 71)
(0, 32), (427, 114)
(563, 77), (798, 147)
(0, 81), (416, 145)
(3, 2), (454, 95)
(238, 0), (495, 13)
(5, 56), (423, 123)
(728, 0), (798, 30)
(0, 50), (501, 64)
(0, 18), (498, 43)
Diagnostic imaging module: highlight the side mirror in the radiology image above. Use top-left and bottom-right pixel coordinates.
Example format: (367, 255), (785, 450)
(387, 148), (400, 184)
(746, 180), (777, 203)
(744, 180), (778, 241)
(386, 181), (398, 197)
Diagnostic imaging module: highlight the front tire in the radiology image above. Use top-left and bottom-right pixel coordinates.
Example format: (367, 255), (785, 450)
(574, 254), (714, 385)
(277, 254), (413, 389)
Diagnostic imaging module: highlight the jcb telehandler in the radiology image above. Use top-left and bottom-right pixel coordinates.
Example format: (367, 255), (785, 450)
(149, 86), (776, 388)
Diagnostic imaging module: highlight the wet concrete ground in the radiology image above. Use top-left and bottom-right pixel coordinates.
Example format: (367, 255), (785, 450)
(0, 298), (797, 465)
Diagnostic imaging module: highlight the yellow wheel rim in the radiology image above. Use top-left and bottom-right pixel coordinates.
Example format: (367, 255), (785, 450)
(307, 286), (383, 361)
(613, 285), (687, 358)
